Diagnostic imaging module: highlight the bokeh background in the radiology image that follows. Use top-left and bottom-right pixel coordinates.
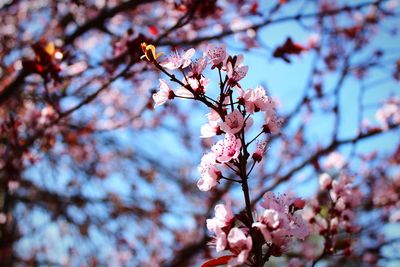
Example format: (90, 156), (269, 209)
(0, 0), (399, 266)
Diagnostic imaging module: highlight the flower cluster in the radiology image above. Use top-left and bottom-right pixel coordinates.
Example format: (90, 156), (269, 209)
(252, 192), (309, 256)
(206, 192), (309, 266)
(143, 43), (304, 266)
(375, 97), (400, 130)
(148, 44), (283, 191)
(303, 172), (362, 256)
(371, 173), (400, 222)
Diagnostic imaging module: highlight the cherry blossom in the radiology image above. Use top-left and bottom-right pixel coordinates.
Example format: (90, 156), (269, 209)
(219, 110), (244, 134)
(206, 200), (235, 252)
(153, 79), (174, 106)
(200, 110), (222, 138)
(252, 140), (268, 162)
(236, 87), (252, 106)
(227, 227), (252, 267)
(319, 173), (332, 190)
(263, 114), (282, 135)
(176, 76), (209, 97)
(330, 174), (356, 202)
(138, 41), (396, 266)
(226, 55), (248, 86)
(248, 86), (274, 114)
(252, 209), (279, 242)
(160, 48), (195, 70)
(206, 44), (227, 68)
(211, 133), (242, 163)
(200, 122), (220, 138)
(254, 192), (310, 251)
(375, 97), (400, 129)
(236, 86), (277, 115)
(206, 200), (234, 231)
(189, 57), (208, 77)
(38, 106), (56, 125)
(214, 229), (228, 252)
(197, 152), (221, 191)
(324, 152), (346, 170)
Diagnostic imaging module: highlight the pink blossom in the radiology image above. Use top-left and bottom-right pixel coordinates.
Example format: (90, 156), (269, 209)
(207, 200), (234, 252)
(236, 86), (277, 115)
(252, 209), (279, 242)
(175, 87), (194, 98)
(375, 98), (400, 129)
(319, 173), (332, 190)
(211, 133), (242, 163)
(206, 44), (227, 68)
(38, 106), (56, 125)
(189, 57), (207, 77)
(372, 176), (399, 207)
(235, 87), (252, 106)
(249, 86), (274, 113)
(263, 115), (282, 135)
(330, 174), (353, 202)
(200, 123), (220, 138)
(307, 33), (320, 49)
(176, 76), (209, 97)
(285, 214), (310, 240)
(324, 152), (346, 169)
(226, 55), (248, 86)
(207, 200), (234, 233)
(261, 191), (291, 212)
(325, 174), (362, 233)
(252, 140), (267, 162)
(227, 227), (252, 267)
(153, 79), (174, 106)
(201, 110), (222, 138)
(197, 153), (221, 191)
(257, 191), (310, 247)
(160, 48), (195, 70)
(219, 110), (244, 134)
(215, 229), (227, 252)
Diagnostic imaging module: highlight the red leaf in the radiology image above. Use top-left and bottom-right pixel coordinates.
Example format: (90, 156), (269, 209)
(201, 255), (234, 267)
(148, 26), (158, 36)
(250, 1), (258, 14)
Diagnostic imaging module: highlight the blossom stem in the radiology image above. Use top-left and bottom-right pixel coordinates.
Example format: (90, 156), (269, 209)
(224, 163), (241, 175)
(223, 101), (239, 106)
(218, 68), (223, 90)
(204, 95), (218, 104)
(238, 127), (264, 267)
(246, 160), (257, 177)
(246, 131), (264, 147)
(154, 62), (218, 112)
(238, 130), (253, 225)
(180, 68), (191, 88)
(221, 176), (242, 183)
(174, 95), (195, 99)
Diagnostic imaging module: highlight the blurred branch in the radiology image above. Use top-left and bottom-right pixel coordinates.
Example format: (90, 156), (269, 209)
(159, 0), (388, 46)
(64, 0), (160, 45)
(252, 122), (400, 204)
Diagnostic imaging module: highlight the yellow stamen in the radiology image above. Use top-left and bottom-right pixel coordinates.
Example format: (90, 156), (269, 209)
(140, 42), (163, 62)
